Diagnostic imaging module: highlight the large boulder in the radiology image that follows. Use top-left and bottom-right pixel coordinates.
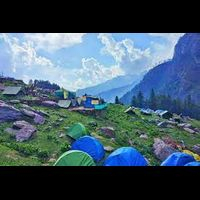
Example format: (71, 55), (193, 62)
(99, 127), (115, 138)
(153, 138), (177, 161)
(13, 120), (30, 129)
(21, 109), (45, 125)
(34, 114), (45, 124)
(21, 109), (36, 118)
(14, 120), (37, 142)
(0, 101), (23, 123)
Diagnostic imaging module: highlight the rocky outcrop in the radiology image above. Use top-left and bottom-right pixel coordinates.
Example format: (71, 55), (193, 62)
(14, 120), (37, 142)
(153, 138), (178, 161)
(34, 114), (45, 124)
(0, 101), (23, 123)
(21, 109), (45, 125)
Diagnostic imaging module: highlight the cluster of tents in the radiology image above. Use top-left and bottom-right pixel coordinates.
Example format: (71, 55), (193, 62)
(54, 123), (148, 166)
(54, 122), (200, 166)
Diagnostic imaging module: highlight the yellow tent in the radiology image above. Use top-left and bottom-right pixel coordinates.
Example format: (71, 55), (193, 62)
(183, 150), (200, 161)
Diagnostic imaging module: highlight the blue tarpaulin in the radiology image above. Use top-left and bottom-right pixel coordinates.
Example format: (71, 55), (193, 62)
(184, 162), (200, 166)
(161, 152), (195, 166)
(104, 147), (148, 166)
(71, 136), (105, 162)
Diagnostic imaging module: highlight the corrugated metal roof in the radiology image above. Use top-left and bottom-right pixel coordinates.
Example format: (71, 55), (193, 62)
(2, 86), (22, 95)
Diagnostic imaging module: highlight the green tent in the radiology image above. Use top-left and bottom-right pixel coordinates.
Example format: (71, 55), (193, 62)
(94, 103), (108, 110)
(55, 90), (64, 98)
(67, 123), (87, 140)
(54, 150), (96, 166)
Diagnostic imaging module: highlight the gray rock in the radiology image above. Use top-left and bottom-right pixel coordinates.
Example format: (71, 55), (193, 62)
(21, 109), (45, 125)
(99, 127), (115, 138)
(48, 158), (56, 163)
(166, 120), (178, 125)
(184, 123), (192, 128)
(0, 102), (23, 123)
(177, 123), (186, 128)
(42, 101), (58, 107)
(183, 127), (196, 134)
(15, 121), (37, 142)
(192, 145), (200, 155)
(104, 146), (115, 152)
(9, 100), (20, 104)
(34, 114), (45, 125)
(13, 120), (31, 129)
(21, 104), (32, 109)
(58, 118), (64, 122)
(157, 121), (168, 128)
(140, 134), (148, 139)
(153, 138), (177, 161)
(58, 133), (65, 138)
(21, 109), (36, 118)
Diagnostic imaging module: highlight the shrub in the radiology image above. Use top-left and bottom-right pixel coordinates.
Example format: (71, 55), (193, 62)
(60, 142), (70, 154)
(37, 150), (49, 159)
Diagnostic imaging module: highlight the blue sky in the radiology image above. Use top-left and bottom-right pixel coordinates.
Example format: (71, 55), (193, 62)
(0, 33), (184, 91)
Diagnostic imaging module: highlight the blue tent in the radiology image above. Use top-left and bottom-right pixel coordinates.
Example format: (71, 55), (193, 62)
(104, 147), (148, 166)
(71, 136), (105, 162)
(161, 152), (195, 166)
(185, 162), (200, 166)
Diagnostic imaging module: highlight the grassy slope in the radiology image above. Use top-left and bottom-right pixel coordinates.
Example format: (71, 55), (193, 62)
(1, 102), (200, 166)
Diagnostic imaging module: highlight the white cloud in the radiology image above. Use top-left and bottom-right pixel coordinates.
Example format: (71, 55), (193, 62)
(24, 33), (86, 52)
(74, 57), (123, 89)
(0, 34), (122, 91)
(148, 33), (184, 67)
(0, 33), (185, 91)
(1, 34), (77, 90)
(98, 33), (151, 74)
(98, 33), (185, 74)
(148, 33), (184, 44)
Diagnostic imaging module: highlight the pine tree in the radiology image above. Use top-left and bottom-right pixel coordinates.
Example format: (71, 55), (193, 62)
(131, 95), (137, 107)
(137, 91), (144, 108)
(115, 96), (120, 104)
(149, 89), (157, 110)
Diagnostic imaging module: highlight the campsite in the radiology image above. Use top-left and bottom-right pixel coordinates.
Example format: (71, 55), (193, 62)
(0, 76), (200, 166)
(0, 33), (200, 166)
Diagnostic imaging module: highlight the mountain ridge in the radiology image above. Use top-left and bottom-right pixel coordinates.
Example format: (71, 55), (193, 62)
(120, 33), (200, 105)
